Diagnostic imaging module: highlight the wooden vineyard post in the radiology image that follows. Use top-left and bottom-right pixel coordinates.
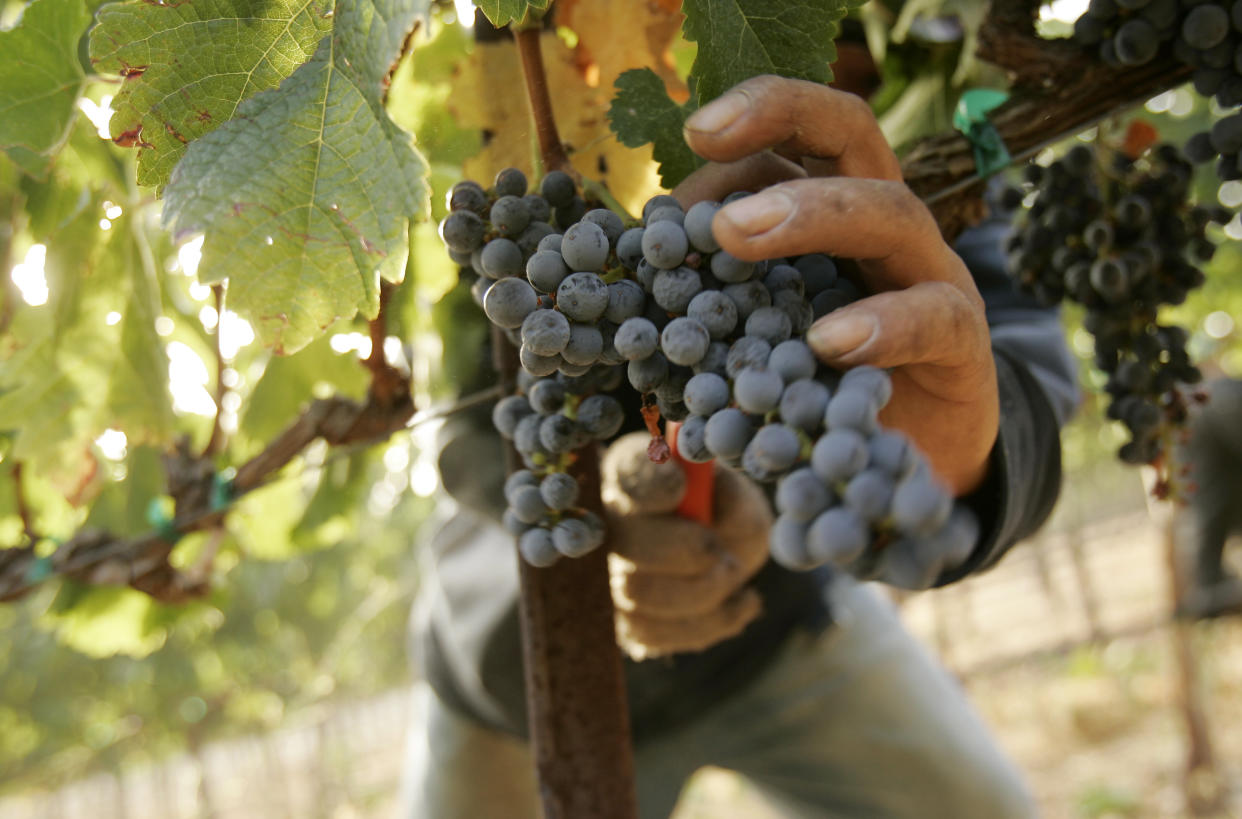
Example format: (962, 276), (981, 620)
(499, 24), (639, 819)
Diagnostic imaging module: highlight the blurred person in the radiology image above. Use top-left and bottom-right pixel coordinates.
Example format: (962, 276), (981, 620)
(401, 28), (1077, 819)
(1178, 376), (1242, 618)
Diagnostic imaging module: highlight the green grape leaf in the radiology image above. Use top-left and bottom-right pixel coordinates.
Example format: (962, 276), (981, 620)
(88, 0), (334, 189)
(608, 68), (703, 189)
(162, 2), (431, 355)
(473, 0), (550, 27)
(681, 0), (857, 105)
(0, 0), (92, 176)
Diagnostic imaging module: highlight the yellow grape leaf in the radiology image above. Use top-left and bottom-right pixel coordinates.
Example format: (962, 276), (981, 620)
(451, 30), (660, 214)
(557, 0), (685, 100)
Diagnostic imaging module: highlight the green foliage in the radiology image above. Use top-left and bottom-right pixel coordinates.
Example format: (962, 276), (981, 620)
(89, 0), (334, 189)
(608, 69), (703, 189)
(607, 0), (857, 189)
(473, 0), (550, 27)
(681, 0), (857, 106)
(161, 1), (433, 354)
(0, 0), (91, 175)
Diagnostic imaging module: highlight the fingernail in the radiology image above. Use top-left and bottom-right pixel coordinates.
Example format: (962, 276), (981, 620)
(808, 312), (876, 359)
(685, 92), (749, 134)
(718, 191), (792, 235)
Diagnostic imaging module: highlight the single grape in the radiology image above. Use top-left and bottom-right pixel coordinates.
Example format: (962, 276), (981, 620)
(540, 472), (580, 510)
(511, 484), (550, 524)
(529, 378), (566, 414)
(583, 208), (625, 245)
(806, 507), (868, 566)
(494, 167), (528, 197)
(560, 324), (603, 366)
(561, 221), (610, 272)
(676, 414), (713, 462)
(616, 228), (646, 270)
(810, 428), (869, 484)
(779, 378), (831, 432)
(763, 264), (804, 297)
(557, 272), (610, 322)
(684, 372), (731, 416)
(1183, 4), (1229, 50)
(642, 220), (690, 269)
(687, 290), (739, 340)
(711, 250), (755, 283)
(519, 345), (561, 377)
(490, 195), (531, 237)
(440, 210), (486, 253)
(868, 430), (917, 479)
(660, 317), (711, 366)
(653, 267), (703, 313)
(480, 238), (524, 279)
(891, 471), (953, 536)
(536, 232), (564, 254)
(825, 387), (879, 433)
(726, 335), (773, 378)
(523, 194), (552, 224)
(734, 368), (784, 415)
(684, 201), (722, 252)
(776, 468), (832, 522)
(646, 205), (686, 226)
(839, 366), (893, 409)
(521, 309), (571, 356)
(1210, 113), (1242, 155)
(540, 171), (575, 208)
(577, 394), (624, 439)
(627, 352), (670, 392)
(693, 342), (730, 377)
(484, 277), (538, 328)
(526, 250), (570, 293)
(704, 408), (754, 459)
(605, 279), (647, 323)
(615, 317), (660, 360)
(552, 518), (597, 558)
(519, 527), (560, 567)
(768, 340), (817, 383)
(844, 468), (896, 522)
(448, 181), (488, 216)
(1113, 19), (1158, 65)
(540, 413), (582, 453)
(722, 281), (771, 319)
(794, 254), (838, 296)
(493, 395), (534, 439)
(772, 289), (814, 336)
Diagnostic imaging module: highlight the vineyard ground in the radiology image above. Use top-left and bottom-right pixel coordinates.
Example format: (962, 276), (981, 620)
(4, 508), (1242, 819)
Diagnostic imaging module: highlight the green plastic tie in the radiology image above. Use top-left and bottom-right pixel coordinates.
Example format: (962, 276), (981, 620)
(146, 497), (181, 543)
(952, 88), (1011, 179)
(210, 469), (237, 512)
(24, 555), (53, 584)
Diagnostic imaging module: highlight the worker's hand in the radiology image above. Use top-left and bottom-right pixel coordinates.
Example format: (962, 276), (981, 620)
(674, 75), (999, 496)
(601, 432), (770, 660)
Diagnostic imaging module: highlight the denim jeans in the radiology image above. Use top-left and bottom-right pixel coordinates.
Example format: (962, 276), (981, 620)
(401, 575), (1037, 818)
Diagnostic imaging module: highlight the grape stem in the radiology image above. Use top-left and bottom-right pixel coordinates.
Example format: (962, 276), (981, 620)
(514, 27), (570, 173)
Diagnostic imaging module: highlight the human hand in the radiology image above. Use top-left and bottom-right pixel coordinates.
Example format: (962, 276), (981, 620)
(602, 432), (770, 659)
(673, 75), (999, 496)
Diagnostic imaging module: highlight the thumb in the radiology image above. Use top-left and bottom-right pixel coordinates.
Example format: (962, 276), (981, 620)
(805, 281), (986, 371)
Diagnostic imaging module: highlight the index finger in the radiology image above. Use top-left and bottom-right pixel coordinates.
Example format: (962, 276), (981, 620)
(683, 75), (902, 182)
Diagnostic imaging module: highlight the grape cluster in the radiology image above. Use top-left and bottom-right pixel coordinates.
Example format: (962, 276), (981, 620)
(1071, 0), (1242, 178)
(1004, 143), (1226, 464)
(492, 369), (625, 566)
(441, 168), (978, 583)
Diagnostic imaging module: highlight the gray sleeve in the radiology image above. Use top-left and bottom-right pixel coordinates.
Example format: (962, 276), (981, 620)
(935, 215), (1081, 584)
